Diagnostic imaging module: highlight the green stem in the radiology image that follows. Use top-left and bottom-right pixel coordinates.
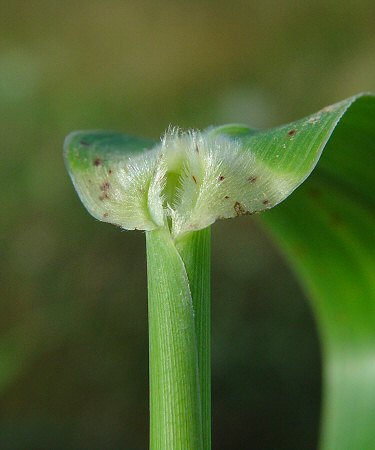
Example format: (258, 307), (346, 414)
(146, 227), (211, 450)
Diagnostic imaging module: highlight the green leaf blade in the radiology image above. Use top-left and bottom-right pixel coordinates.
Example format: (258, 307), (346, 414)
(213, 95), (371, 212)
(64, 130), (160, 230)
(64, 130), (156, 171)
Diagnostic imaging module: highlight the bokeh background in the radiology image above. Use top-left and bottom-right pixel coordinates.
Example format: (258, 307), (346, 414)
(1, 1), (375, 448)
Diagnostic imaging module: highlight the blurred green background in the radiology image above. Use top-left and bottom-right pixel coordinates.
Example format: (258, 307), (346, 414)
(1, 1), (374, 448)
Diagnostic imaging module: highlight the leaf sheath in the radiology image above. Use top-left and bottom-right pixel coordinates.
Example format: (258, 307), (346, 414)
(147, 228), (211, 450)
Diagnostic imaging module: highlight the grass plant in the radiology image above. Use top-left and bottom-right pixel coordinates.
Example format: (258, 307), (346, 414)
(65, 93), (375, 450)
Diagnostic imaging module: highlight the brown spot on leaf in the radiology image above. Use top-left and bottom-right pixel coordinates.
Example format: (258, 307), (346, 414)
(288, 129), (297, 137)
(224, 195), (230, 199)
(234, 201), (246, 216)
(94, 158), (102, 166)
(218, 175), (225, 181)
(262, 199), (270, 205)
(99, 193), (109, 201)
(248, 175), (257, 183)
(100, 181), (110, 191)
(108, 169), (113, 175)
(192, 175), (197, 184)
(103, 212), (109, 218)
